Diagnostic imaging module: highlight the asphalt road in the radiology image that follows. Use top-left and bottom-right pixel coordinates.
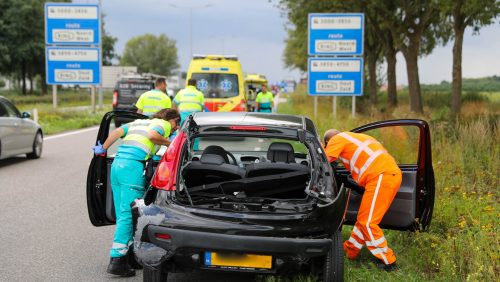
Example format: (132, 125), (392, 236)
(0, 127), (256, 282)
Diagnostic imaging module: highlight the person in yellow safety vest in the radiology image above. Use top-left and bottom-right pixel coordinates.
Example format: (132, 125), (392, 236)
(136, 77), (172, 117)
(173, 78), (205, 124)
(255, 84), (274, 113)
(323, 129), (402, 272)
(93, 108), (180, 277)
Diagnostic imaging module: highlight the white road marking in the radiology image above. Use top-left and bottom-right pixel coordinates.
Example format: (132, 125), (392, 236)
(44, 126), (99, 141)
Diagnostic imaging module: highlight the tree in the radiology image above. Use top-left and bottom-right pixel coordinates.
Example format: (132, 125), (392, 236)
(101, 15), (118, 66)
(1, 0), (71, 94)
(441, 0), (500, 115)
(375, 0), (445, 113)
(102, 31), (118, 66)
(366, 1), (400, 107)
(3, 0), (46, 94)
(359, 1), (384, 105)
(120, 34), (179, 75)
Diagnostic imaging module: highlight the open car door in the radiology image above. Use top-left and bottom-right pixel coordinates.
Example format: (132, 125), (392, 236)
(336, 119), (435, 231)
(87, 111), (148, 226)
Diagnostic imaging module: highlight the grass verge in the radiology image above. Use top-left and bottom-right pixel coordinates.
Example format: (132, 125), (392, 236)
(269, 86), (499, 281)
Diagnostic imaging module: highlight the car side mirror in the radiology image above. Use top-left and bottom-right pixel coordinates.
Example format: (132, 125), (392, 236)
(22, 111), (31, 119)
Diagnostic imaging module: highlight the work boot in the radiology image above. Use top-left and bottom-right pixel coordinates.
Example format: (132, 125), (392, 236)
(376, 261), (398, 272)
(126, 245), (143, 270)
(107, 257), (136, 277)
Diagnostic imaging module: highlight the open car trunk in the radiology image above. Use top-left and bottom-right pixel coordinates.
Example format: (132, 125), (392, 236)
(173, 134), (331, 213)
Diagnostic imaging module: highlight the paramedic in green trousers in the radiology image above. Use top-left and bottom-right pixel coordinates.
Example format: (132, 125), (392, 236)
(93, 109), (180, 277)
(255, 84), (274, 113)
(136, 77), (172, 117)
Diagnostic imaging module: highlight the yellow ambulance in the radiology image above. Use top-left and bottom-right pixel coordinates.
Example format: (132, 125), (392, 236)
(186, 55), (247, 112)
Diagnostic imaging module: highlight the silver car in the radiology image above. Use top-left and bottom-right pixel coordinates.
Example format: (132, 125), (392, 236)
(0, 96), (43, 160)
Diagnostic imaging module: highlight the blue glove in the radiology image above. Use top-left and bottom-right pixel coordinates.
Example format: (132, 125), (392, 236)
(93, 141), (106, 155)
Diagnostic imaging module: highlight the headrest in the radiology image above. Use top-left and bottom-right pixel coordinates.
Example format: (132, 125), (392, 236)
(200, 154), (226, 165)
(202, 145), (229, 164)
(267, 142), (295, 163)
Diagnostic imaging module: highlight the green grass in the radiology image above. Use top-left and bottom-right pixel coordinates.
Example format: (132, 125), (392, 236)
(36, 107), (111, 135)
(269, 86), (499, 281)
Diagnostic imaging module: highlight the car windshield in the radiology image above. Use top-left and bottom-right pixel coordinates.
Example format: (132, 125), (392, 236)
(191, 73), (239, 98)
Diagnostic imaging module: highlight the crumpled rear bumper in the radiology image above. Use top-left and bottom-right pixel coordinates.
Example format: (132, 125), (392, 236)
(131, 185), (349, 270)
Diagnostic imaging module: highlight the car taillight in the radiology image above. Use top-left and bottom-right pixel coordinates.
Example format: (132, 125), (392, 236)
(112, 90), (118, 107)
(151, 132), (185, 191)
(155, 233), (171, 240)
(151, 161), (171, 189)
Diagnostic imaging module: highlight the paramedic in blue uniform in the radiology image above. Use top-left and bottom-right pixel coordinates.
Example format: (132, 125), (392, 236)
(93, 108), (180, 277)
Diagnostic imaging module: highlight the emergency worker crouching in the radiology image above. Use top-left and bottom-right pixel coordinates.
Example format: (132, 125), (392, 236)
(324, 129), (402, 271)
(136, 78), (172, 117)
(255, 84), (274, 113)
(173, 78), (205, 124)
(93, 109), (180, 277)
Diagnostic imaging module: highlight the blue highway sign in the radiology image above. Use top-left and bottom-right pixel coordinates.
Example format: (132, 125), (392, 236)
(45, 3), (100, 45)
(308, 58), (363, 96)
(46, 47), (101, 85)
(308, 13), (364, 56)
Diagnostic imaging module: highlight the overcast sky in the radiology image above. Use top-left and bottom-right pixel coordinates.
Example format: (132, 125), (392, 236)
(77, 0), (499, 84)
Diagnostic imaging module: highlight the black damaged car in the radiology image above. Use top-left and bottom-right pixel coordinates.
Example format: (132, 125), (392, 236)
(87, 112), (435, 282)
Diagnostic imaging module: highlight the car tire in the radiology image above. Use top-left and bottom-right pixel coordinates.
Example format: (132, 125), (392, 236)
(323, 230), (344, 282)
(26, 131), (43, 159)
(143, 265), (168, 282)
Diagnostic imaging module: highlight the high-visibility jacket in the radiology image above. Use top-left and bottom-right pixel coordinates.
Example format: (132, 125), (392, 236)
(255, 91), (274, 112)
(117, 118), (171, 160)
(174, 85), (204, 113)
(135, 89), (172, 117)
(325, 132), (400, 187)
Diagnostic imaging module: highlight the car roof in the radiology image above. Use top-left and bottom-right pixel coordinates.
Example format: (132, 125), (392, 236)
(191, 112), (317, 134)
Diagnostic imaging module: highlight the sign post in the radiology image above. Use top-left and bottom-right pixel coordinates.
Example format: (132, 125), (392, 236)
(44, 3), (102, 108)
(307, 13), (364, 118)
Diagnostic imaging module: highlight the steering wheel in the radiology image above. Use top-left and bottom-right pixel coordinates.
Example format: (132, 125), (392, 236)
(225, 151), (238, 165)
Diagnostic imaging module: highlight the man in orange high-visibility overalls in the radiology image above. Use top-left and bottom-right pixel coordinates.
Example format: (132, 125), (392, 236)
(324, 129), (402, 271)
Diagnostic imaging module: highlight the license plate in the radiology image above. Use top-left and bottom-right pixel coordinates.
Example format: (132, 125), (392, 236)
(204, 252), (272, 269)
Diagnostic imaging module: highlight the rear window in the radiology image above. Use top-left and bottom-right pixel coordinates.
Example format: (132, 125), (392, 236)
(191, 73), (239, 98)
(193, 136), (309, 162)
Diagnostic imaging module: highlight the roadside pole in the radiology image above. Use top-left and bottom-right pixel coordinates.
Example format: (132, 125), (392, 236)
(52, 85), (57, 108)
(333, 96), (337, 118)
(352, 96), (356, 118)
(33, 108), (39, 124)
(91, 86), (96, 113)
(314, 96), (318, 117)
(98, 87), (103, 110)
